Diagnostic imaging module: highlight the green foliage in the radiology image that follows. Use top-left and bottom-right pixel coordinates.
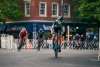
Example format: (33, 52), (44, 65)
(72, 0), (100, 23)
(43, 31), (52, 40)
(0, 0), (23, 23)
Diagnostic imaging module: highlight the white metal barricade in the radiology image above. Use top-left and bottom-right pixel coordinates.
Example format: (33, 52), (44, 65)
(98, 28), (100, 61)
(32, 39), (38, 48)
(1, 34), (7, 48)
(47, 40), (53, 49)
(1, 34), (17, 49)
(98, 50), (100, 61)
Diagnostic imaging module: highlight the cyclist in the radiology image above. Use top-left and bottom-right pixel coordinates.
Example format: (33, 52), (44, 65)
(51, 16), (65, 58)
(17, 27), (28, 51)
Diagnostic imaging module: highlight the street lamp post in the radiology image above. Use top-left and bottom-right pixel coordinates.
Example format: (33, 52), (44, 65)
(98, 24), (100, 61)
(61, 0), (64, 16)
(67, 25), (70, 46)
(99, 27), (100, 50)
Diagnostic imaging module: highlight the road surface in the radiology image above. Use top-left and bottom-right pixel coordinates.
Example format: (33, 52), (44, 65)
(0, 49), (100, 67)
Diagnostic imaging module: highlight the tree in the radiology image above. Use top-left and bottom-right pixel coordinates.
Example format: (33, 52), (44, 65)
(0, 0), (23, 23)
(71, 0), (100, 23)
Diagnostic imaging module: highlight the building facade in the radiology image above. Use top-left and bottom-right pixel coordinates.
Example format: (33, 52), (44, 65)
(19, 0), (71, 21)
(0, 0), (99, 49)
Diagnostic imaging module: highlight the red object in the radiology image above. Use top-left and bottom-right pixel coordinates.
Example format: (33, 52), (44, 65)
(20, 30), (27, 40)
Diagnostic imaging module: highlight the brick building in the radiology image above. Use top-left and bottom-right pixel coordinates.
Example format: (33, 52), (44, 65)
(19, 0), (71, 21)
(0, 0), (99, 49)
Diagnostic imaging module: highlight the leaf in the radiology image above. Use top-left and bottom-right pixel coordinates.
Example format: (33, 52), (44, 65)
(72, 0), (100, 23)
(0, 0), (23, 23)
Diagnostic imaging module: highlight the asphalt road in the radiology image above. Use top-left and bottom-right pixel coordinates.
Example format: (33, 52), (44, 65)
(0, 49), (100, 67)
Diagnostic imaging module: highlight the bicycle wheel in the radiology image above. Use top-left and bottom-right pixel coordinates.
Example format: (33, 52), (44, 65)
(54, 49), (58, 58)
(37, 44), (41, 51)
(17, 40), (25, 51)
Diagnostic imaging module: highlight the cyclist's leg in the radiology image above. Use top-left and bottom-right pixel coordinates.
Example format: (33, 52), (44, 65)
(55, 49), (58, 58)
(58, 35), (61, 52)
(18, 43), (23, 50)
(17, 40), (24, 51)
(52, 33), (59, 58)
(37, 40), (40, 50)
(52, 38), (58, 58)
(53, 43), (58, 58)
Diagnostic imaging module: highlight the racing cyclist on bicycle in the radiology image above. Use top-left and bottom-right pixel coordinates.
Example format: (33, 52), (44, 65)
(17, 27), (28, 51)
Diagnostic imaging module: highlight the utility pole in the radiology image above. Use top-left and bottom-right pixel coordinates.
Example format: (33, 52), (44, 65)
(61, 0), (64, 16)
(98, 24), (100, 61)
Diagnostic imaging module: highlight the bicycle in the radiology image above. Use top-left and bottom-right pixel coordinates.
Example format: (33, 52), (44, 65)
(51, 16), (64, 58)
(52, 34), (61, 58)
(17, 39), (26, 51)
(53, 44), (61, 58)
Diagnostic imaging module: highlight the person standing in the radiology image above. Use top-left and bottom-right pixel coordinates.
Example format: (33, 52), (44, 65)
(37, 29), (44, 51)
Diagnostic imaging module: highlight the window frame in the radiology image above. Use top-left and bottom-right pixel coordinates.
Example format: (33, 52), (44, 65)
(51, 2), (59, 17)
(39, 2), (47, 17)
(63, 3), (70, 18)
(24, 1), (31, 17)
